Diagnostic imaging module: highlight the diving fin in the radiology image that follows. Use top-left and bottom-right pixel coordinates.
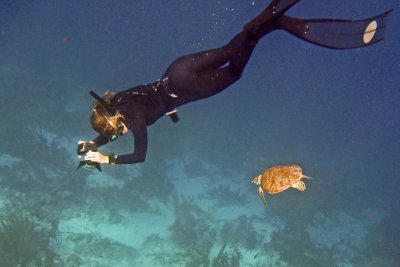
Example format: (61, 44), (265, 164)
(244, 0), (302, 40)
(277, 10), (393, 49)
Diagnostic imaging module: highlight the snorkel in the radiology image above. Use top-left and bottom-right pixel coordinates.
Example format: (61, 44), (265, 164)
(90, 90), (116, 115)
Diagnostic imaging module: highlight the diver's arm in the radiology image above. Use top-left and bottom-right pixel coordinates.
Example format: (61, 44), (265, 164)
(112, 118), (148, 164)
(91, 135), (110, 147)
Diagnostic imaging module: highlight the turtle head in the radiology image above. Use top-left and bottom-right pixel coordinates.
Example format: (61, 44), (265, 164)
(252, 175), (262, 185)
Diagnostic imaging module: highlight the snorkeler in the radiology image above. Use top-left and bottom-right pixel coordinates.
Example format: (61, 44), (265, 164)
(77, 0), (392, 169)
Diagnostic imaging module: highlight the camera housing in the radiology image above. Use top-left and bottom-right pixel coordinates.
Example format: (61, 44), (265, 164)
(76, 141), (102, 171)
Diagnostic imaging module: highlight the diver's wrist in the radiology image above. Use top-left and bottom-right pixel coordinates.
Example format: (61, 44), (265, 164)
(108, 153), (117, 164)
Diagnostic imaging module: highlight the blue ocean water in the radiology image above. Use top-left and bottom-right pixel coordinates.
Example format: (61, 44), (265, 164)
(0, 0), (399, 266)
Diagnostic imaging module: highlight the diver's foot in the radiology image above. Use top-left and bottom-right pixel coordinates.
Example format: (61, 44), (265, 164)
(243, 0), (301, 40)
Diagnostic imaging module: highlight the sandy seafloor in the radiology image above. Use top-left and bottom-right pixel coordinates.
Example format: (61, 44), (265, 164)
(1, 0), (399, 266)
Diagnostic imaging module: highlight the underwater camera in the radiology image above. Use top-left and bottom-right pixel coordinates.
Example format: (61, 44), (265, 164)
(76, 141), (102, 171)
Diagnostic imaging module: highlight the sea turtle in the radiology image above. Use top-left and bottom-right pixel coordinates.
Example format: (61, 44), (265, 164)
(252, 165), (311, 209)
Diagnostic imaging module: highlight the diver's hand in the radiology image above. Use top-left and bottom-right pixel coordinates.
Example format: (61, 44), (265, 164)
(77, 141), (97, 157)
(85, 151), (109, 164)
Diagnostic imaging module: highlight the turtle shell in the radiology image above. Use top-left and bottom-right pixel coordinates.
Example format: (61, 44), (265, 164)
(261, 165), (304, 194)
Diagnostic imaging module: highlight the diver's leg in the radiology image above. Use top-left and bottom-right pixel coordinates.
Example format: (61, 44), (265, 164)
(164, 1), (305, 76)
(170, 66), (241, 105)
(163, 46), (229, 75)
(243, 0), (302, 41)
(166, 32), (257, 106)
(163, 31), (257, 76)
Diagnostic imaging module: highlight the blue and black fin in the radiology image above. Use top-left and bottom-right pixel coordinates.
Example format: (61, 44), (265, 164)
(277, 10), (393, 49)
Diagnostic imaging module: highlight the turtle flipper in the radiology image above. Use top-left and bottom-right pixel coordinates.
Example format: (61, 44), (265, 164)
(258, 186), (269, 210)
(291, 180), (305, 191)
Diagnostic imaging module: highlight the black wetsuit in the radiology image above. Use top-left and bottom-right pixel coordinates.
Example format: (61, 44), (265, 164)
(90, 0), (392, 164)
(92, 32), (257, 164)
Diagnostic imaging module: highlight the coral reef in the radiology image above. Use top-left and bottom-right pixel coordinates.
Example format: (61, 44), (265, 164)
(208, 184), (248, 206)
(183, 159), (211, 179)
(220, 215), (262, 250)
(59, 232), (139, 266)
(169, 199), (216, 267)
(0, 200), (58, 266)
(351, 213), (400, 265)
(125, 159), (174, 202)
(266, 228), (336, 267)
(211, 243), (241, 267)
(0, 74), (89, 204)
